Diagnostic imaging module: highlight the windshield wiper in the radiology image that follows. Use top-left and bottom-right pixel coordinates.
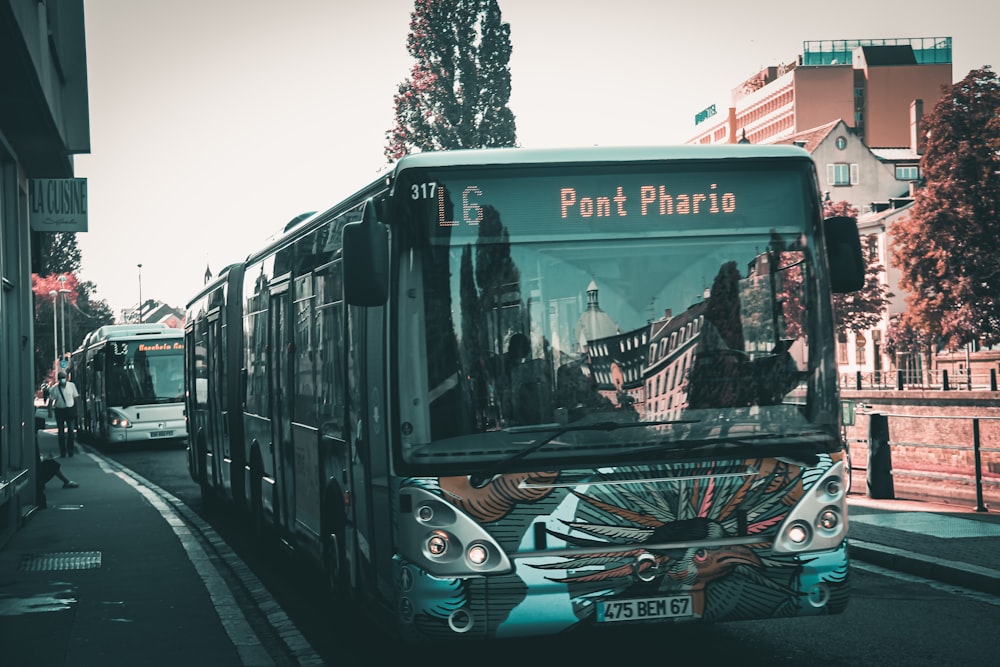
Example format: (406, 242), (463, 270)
(620, 429), (831, 465)
(475, 419), (698, 480)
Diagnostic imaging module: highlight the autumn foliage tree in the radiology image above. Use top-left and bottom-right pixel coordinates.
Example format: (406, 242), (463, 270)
(890, 66), (1000, 350)
(824, 199), (893, 336)
(31, 271), (114, 385)
(385, 0), (516, 160)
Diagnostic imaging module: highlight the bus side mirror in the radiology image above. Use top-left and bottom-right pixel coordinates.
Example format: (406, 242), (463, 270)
(824, 216), (865, 293)
(343, 199), (389, 306)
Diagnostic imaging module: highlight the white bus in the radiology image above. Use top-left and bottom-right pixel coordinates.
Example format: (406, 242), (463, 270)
(72, 323), (187, 446)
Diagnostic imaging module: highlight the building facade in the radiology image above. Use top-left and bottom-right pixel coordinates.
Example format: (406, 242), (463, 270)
(686, 38), (961, 388)
(688, 37), (952, 148)
(0, 1), (90, 547)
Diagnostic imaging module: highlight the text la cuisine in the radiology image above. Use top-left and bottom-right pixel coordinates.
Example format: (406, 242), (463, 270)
(560, 184), (736, 220)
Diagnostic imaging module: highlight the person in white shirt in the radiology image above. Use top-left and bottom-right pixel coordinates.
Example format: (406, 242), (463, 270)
(48, 371), (80, 457)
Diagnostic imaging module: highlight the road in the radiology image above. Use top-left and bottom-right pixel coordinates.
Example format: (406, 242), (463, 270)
(101, 442), (1000, 666)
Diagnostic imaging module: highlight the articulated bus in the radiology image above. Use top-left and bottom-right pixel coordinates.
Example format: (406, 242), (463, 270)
(184, 145), (865, 641)
(72, 323), (187, 446)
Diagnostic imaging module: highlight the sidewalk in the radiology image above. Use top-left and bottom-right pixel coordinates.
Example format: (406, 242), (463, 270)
(0, 427), (259, 667)
(848, 491), (1000, 596)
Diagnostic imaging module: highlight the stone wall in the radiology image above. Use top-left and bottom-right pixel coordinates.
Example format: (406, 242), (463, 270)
(840, 389), (1000, 509)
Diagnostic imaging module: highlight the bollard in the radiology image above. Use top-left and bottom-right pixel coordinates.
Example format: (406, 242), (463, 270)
(856, 371), (862, 390)
(991, 369), (997, 392)
(972, 419), (989, 512)
(942, 369), (949, 391)
(867, 412), (895, 499)
(897, 369), (904, 390)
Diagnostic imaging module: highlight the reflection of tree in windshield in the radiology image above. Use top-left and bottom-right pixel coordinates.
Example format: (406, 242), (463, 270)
(686, 255), (802, 411)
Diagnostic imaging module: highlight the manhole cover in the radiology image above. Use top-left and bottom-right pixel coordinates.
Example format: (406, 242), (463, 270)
(19, 551), (102, 572)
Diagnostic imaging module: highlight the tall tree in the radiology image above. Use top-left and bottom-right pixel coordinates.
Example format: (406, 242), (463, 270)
(35, 231), (82, 276)
(824, 199), (893, 336)
(385, 0), (516, 160)
(889, 66), (1000, 349)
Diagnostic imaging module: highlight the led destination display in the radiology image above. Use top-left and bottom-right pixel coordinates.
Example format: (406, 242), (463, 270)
(412, 164), (813, 243)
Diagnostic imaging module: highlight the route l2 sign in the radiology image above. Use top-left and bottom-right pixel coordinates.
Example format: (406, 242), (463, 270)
(29, 178), (88, 232)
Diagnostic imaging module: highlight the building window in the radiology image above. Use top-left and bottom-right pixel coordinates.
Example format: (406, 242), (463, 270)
(836, 136), (847, 150)
(895, 165), (920, 180)
(827, 163), (859, 186)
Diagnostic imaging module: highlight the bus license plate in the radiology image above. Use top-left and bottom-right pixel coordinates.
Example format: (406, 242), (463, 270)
(150, 430), (174, 438)
(596, 595), (693, 623)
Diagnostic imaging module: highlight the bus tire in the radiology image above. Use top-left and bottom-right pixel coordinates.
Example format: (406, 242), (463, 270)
(249, 449), (266, 545)
(322, 493), (351, 624)
(324, 531), (346, 602)
(196, 433), (215, 509)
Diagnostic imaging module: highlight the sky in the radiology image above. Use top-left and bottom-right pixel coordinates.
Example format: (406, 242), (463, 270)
(74, 0), (998, 317)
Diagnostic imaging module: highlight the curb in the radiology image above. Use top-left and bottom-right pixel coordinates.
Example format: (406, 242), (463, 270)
(849, 539), (1000, 596)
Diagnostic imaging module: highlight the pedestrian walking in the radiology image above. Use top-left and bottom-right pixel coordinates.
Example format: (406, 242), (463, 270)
(48, 370), (80, 457)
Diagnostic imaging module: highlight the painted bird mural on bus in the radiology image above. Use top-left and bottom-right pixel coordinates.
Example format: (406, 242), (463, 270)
(398, 453), (846, 638)
(531, 454), (839, 622)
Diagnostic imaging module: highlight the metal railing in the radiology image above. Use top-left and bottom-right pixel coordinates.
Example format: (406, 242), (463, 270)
(840, 368), (999, 392)
(849, 409), (1000, 512)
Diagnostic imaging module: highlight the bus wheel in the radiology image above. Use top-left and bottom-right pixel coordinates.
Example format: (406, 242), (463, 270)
(196, 436), (215, 509)
(323, 528), (351, 627)
(324, 531), (345, 599)
(249, 455), (265, 544)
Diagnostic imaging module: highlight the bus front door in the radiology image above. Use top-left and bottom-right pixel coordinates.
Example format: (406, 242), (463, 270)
(269, 284), (295, 534)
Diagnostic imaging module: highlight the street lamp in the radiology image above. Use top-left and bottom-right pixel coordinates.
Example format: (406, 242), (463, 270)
(137, 263), (143, 323)
(49, 289), (59, 367)
(59, 288), (71, 357)
(58, 275), (69, 357)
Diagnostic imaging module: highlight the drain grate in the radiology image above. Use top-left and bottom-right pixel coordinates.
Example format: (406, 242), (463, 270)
(19, 551), (102, 572)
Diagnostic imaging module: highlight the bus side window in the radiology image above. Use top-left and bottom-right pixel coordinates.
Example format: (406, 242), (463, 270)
(316, 261), (345, 437)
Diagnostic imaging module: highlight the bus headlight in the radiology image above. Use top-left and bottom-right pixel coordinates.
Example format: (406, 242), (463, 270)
(400, 487), (512, 576)
(786, 522), (811, 545)
(773, 461), (848, 554)
(818, 508), (840, 531)
(108, 410), (132, 428)
(467, 543), (489, 566)
(426, 531), (449, 557)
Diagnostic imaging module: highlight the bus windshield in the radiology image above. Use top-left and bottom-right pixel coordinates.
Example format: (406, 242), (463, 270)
(105, 339), (185, 406)
(394, 159), (837, 470)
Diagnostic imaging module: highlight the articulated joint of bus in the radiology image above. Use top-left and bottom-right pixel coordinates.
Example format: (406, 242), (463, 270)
(397, 486), (513, 577)
(771, 460), (848, 555)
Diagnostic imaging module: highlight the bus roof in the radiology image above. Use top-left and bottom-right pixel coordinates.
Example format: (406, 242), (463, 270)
(86, 323), (181, 345)
(390, 144), (813, 174)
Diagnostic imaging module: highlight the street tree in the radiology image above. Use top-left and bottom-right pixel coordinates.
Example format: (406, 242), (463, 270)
(31, 272), (114, 385)
(824, 199), (893, 336)
(889, 66), (1000, 350)
(385, 0), (516, 160)
(34, 231), (82, 276)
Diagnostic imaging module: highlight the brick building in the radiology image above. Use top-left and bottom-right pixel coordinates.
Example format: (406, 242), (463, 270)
(687, 36), (952, 148)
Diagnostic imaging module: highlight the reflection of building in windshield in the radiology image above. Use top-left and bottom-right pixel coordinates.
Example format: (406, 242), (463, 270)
(580, 254), (803, 421)
(573, 280), (619, 353)
(644, 304), (706, 421)
(584, 302), (705, 420)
